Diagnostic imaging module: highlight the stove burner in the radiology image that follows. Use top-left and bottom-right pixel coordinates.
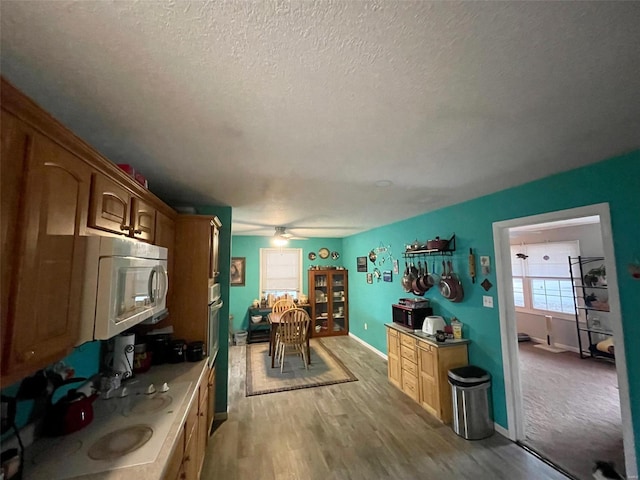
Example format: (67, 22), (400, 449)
(126, 394), (173, 416)
(87, 424), (153, 461)
(31, 439), (82, 465)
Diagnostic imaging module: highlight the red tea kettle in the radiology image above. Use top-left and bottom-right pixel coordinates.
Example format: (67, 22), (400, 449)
(44, 378), (98, 436)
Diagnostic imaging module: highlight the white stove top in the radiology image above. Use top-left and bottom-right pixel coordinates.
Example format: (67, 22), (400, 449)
(25, 380), (192, 480)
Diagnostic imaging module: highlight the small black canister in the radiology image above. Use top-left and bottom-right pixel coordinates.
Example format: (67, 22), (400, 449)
(148, 334), (171, 365)
(169, 339), (186, 363)
(186, 341), (205, 362)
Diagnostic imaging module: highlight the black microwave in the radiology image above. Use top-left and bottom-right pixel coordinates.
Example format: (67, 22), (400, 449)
(392, 304), (433, 330)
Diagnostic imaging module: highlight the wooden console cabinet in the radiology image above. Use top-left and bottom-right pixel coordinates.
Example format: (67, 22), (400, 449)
(386, 325), (468, 423)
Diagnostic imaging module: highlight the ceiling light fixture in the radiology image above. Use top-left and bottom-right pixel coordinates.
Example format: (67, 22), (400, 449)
(375, 180), (393, 187)
(273, 226), (289, 246)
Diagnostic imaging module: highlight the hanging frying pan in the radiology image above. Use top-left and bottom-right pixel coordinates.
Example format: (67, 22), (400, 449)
(439, 260), (458, 301)
(450, 262), (465, 303)
(426, 257), (439, 289)
(401, 262), (412, 292)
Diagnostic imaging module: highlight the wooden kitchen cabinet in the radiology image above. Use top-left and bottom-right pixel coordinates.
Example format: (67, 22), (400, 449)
(386, 328), (401, 388)
(1, 111), (92, 383)
(385, 325), (468, 423)
(196, 380), (209, 478)
(206, 366), (216, 435)
(88, 172), (157, 242)
(418, 339), (468, 423)
(172, 215), (222, 345)
(308, 269), (349, 337)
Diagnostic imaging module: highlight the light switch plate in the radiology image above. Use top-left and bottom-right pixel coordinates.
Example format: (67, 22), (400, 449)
(483, 296), (494, 308)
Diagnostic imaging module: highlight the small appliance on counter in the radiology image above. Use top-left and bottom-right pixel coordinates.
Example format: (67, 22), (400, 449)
(169, 339), (186, 363)
(186, 341), (204, 362)
(422, 316), (447, 335)
(392, 301), (433, 330)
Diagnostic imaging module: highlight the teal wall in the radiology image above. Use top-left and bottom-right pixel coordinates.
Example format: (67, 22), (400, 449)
(343, 150), (639, 467)
(195, 206), (232, 415)
(229, 237), (343, 332)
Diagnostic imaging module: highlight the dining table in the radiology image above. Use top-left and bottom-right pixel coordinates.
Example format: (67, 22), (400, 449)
(267, 308), (312, 368)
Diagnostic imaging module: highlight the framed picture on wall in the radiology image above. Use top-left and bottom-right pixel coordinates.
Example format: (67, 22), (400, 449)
(230, 257), (246, 286)
(357, 256), (368, 272)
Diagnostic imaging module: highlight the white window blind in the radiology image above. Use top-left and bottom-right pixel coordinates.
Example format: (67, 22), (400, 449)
(260, 248), (302, 295)
(511, 241), (579, 278)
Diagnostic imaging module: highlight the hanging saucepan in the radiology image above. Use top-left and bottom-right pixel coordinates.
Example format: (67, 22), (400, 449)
(417, 259), (431, 292)
(412, 261), (425, 294)
(426, 257), (439, 289)
(439, 260), (458, 301)
(401, 262), (412, 292)
(449, 262), (465, 303)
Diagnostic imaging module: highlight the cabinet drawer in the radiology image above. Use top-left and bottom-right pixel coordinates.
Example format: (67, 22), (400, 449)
(400, 333), (415, 349)
(400, 344), (417, 363)
(401, 356), (418, 376)
(185, 390), (199, 444)
(402, 372), (419, 402)
(387, 327), (398, 337)
(417, 340), (432, 352)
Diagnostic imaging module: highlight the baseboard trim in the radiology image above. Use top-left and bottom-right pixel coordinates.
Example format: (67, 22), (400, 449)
(528, 337), (579, 354)
(494, 422), (510, 438)
(348, 332), (387, 360)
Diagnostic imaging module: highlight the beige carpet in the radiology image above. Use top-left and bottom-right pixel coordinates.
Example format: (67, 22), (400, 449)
(519, 341), (624, 480)
(246, 339), (358, 396)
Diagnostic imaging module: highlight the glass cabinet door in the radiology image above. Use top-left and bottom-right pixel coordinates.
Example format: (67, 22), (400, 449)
(313, 272), (329, 334)
(331, 272), (346, 334)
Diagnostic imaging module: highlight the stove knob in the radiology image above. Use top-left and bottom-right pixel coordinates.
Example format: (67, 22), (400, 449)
(146, 383), (157, 395)
(120, 386), (129, 397)
(160, 382), (170, 393)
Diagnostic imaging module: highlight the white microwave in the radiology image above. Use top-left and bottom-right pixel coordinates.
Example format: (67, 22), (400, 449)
(77, 236), (168, 345)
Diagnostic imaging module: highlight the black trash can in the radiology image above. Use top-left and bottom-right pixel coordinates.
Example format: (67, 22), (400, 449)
(448, 365), (494, 440)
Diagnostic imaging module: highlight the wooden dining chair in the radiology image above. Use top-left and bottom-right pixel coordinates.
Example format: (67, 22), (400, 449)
(269, 298), (296, 361)
(275, 308), (311, 373)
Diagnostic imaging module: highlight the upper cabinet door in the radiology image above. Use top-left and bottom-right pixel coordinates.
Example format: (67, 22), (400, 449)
(4, 128), (92, 379)
(88, 173), (131, 235)
(131, 197), (156, 243)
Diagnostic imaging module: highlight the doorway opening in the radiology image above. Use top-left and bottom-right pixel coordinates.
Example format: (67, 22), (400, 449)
(493, 203), (636, 480)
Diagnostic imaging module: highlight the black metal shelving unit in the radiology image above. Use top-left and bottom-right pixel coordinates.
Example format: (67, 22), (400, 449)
(569, 256), (614, 361)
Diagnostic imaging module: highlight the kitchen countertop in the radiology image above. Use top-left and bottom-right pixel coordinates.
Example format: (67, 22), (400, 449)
(385, 323), (471, 347)
(23, 359), (209, 480)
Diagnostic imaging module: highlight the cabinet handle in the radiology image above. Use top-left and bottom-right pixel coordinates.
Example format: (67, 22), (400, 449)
(20, 350), (36, 362)
(120, 224), (132, 232)
(184, 455), (190, 463)
(133, 229), (142, 235)
(180, 473), (187, 480)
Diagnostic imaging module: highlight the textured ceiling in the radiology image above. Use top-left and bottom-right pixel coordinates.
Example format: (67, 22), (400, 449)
(2, 1), (639, 237)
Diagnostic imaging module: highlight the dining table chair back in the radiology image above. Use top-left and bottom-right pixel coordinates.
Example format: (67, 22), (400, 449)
(276, 308), (311, 372)
(271, 298), (296, 314)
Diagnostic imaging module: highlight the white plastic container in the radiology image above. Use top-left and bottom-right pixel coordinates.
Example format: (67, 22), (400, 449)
(234, 330), (248, 345)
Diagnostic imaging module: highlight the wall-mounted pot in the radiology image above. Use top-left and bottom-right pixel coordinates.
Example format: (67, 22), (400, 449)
(427, 237), (449, 251)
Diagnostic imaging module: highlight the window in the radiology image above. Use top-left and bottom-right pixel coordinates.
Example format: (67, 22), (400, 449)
(260, 248), (302, 299)
(511, 241), (579, 316)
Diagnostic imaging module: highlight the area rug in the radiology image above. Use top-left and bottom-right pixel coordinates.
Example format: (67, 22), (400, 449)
(246, 339), (358, 396)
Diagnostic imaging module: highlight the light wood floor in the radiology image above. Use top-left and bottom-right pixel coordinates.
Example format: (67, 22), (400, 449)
(202, 336), (568, 480)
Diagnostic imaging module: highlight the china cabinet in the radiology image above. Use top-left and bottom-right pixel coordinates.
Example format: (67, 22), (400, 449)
(308, 269), (349, 337)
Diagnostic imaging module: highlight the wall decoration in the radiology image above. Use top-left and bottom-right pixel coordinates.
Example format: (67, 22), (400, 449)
(368, 250), (377, 263)
(480, 278), (493, 291)
(373, 268), (381, 281)
(230, 257), (246, 286)
(480, 255), (491, 275)
(366, 273), (373, 284)
(393, 259), (399, 275)
(357, 256), (368, 272)
(318, 247), (330, 259)
(331, 251), (340, 260)
(308, 252), (317, 260)
(383, 270), (392, 282)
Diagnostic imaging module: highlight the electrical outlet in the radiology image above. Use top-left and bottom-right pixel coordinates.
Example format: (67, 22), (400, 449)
(483, 296), (494, 308)
(364, 322), (368, 330)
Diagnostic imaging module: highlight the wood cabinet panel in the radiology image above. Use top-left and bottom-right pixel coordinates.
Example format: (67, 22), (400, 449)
(163, 426), (185, 480)
(183, 425), (199, 480)
(401, 372), (419, 402)
(386, 329), (401, 388)
(2, 128), (92, 380)
(131, 196), (156, 242)
(196, 385), (209, 477)
(88, 173), (130, 235)
(207, 366), (216, 434)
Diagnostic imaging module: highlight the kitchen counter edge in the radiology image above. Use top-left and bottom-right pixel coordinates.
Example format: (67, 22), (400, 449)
(385, 323), (471, 347)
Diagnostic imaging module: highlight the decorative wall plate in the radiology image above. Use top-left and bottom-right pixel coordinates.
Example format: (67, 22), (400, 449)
(331, 251), (340, 260)
(308, 252), (317, 260)
(318, 248), (330, 259)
